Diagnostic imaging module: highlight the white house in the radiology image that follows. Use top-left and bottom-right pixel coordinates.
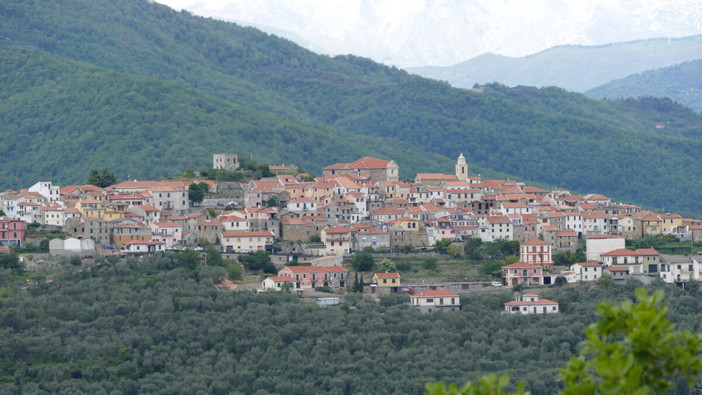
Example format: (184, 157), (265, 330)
(564, 213), (583, 233)
(586, 235), (625, 262)
(410, 290), (460, 313)
(570, 262), (603, 282)
(262, 276), (294, 291)
(659, 255), (701, 284)
(286, 198), (317, 214)
(601, 249), (643, 274)
(504, 293), (559, 314)
(28, 180), (60, 202)
(122, 240), (165, 254)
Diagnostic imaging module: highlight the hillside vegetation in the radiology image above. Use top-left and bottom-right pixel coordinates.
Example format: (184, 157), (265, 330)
(0, 257), (699, 393)
(587, 60), (702, 114)
(1, 0), (702, 216)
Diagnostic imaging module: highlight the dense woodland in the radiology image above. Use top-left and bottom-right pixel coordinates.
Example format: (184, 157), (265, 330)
(1, 0), (702, 218)
(1, 254), (701, 393)
(587, 60), (702, 114)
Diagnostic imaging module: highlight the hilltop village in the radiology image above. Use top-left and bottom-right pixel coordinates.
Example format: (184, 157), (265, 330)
(2, 154), (701, 307)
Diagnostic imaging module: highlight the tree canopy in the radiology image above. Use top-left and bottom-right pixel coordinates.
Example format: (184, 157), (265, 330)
(0, 254), (701, 393)
(85, 168), (117, 188)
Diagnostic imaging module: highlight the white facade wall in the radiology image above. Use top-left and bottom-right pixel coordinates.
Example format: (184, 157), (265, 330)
(586, 237), (625, 262)
(411, 295), (460, 307)
(29, 181), (60, 202)
(565, 214), (583, 232)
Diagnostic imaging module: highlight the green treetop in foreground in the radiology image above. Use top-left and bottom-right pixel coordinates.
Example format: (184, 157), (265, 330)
(427, 288), (702, 395)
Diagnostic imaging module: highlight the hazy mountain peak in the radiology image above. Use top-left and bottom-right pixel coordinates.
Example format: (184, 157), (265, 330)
(157, 0), (702, 67)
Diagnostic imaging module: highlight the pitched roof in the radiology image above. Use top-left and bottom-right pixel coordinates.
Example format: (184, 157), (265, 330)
(588, 234), (624, 239)
(324, 225), (353, 234)
(411, 290), (459, 298)
(572, 262), (602, 268)
(153, 221), (179, 227)
(221, 231), (274, 238)
(604, 266), (629, 272)
(505, 298), (558, 306)
(601, 248), (640, 257)
(522, 238), (550, 245)
(502, 262), (542, 269)
(281, 266), (347, 273)
(348, 157), (392, 169)
(374, 272), (400, 279)
(267, 276), (294, 282)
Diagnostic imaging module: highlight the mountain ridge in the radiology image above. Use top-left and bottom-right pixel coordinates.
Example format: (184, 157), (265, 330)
(407, 35), (702, 92)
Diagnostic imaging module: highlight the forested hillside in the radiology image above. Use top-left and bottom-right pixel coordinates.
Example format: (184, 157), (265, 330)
(0, 46), (452, 188)
(587, 60), (702, 113)
(1, 0), (702, 217)
(0, 258), (698, 393)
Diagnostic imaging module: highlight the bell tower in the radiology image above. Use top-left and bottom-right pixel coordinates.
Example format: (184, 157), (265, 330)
(455, 153), (468, 181)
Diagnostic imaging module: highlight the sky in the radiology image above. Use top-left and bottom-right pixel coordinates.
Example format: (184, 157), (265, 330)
(156, 0), (702, 67)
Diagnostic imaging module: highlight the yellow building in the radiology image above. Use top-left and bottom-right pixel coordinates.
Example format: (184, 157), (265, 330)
(75, 199), (104, 219)
(387, 217), (419, 231)
(372, 272), (401, 287)
(642, 213), (663, 236)
(659, 213), (683, 233)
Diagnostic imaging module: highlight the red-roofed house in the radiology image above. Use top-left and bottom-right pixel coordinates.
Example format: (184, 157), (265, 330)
(221, 231), (274, 253)
(323, 157), (399, 183)
(504, 293), (559, 314)
(113, 223), (152, 249)
(414, 173), (458, 187)
(321, 226), (354, 256)
(262, 276), (294, 291)
(411, 290), (460, 312)
(603, 266), (629, 282)
(601, 249), (643, 274)
(122, 240), (165, 255)
(371, 272), (401, 289)
(277, 266), (348, 289)
(502, 261), (544, 287)
(519, 239), (553, 268)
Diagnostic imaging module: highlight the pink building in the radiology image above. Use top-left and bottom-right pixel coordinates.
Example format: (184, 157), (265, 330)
(502, 262), (544, 287)
(519, 238), (553, 268)
(277, 266), (348, 289)
(0, 217), (26, 247)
